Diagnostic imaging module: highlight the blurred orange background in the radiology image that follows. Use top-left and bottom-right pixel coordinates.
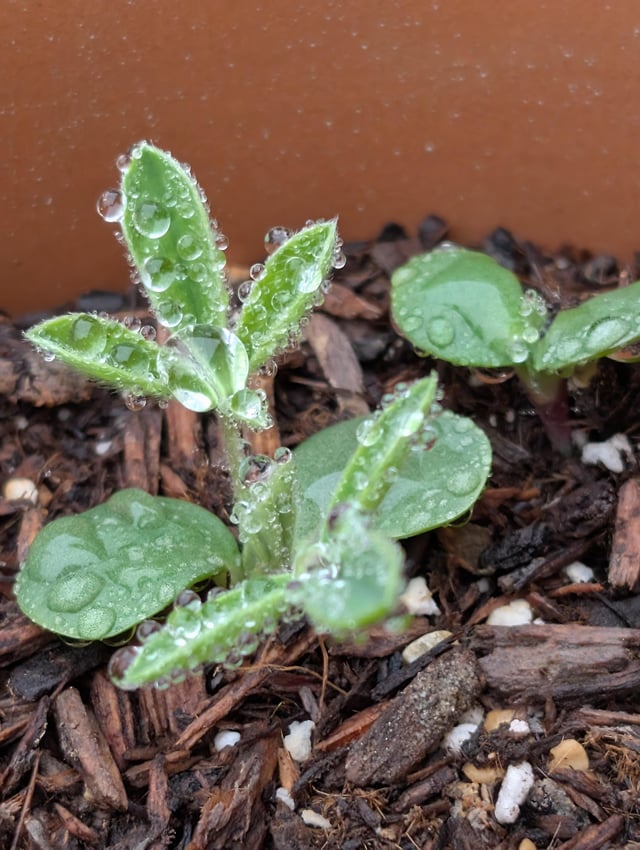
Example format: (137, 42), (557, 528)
(3, 1), (640, 315)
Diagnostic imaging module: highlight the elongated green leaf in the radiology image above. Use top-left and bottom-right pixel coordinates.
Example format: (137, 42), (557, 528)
(25, 313), (169, 396)
(294, 506), (404, 633)
(391, 246), (545, 367)
(532, 279), (640, 371)
(121, 143), (229, 334)
(15, 489), (240, 640)
(294, 409), (491, 542)
(329, 375), (438, 513)
(111, 574), (291, 688)
(235, 220), (338, 372)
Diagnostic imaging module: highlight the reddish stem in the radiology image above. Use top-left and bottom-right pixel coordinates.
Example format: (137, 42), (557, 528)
(515, 366), (573, 456)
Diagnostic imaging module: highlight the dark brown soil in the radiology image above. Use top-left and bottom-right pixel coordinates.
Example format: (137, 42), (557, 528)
(3, 220), (640, 849)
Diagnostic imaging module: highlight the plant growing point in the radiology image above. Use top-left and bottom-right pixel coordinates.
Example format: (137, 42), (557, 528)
(17, 144), (492, 688)
(391, 245), (640, 454)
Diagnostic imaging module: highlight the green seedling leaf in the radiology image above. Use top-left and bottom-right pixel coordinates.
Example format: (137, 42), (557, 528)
(156, 325), (249, 413)
(294, 408), (491, 542)
(121, 143), (230, 334)
(391, 246), (545, 367)
(294, 506), (404, 633)
(532, 279), (640, 372)
(15, 489), (240, 641)
(25, 313), (169, 397)
(235, 219), (338, 372)
(329, 374), (438, 513)
(111, 574), (291, 688)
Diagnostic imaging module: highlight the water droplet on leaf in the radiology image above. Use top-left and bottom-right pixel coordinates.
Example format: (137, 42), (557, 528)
(97, 189), (124, 222)
(264, 226), (292, 254)
(124, 392), (147, 411)
(174, 588), (201, 608)
(133, 201), (171, 238)
(176, 233), (203, 261)
(356, 419), (381, 447)
(585, 317), (630, 351)
(47, 570), (104, 613)
(108, 646), (140, 686)
(140, 324), (157, 341)
(446, 468), (482, 496)
(156, 300), (183, 328)
(427, 316), (455, 347)
(249, 262), (266, 281)
(70, 315), (107, 354)
(136, 619), (162, 642)
(237, 280), (253, 302)
(116, 151), (131, 172)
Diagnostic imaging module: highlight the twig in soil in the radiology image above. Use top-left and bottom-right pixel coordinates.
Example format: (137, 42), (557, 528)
(9, 751), (39, 850)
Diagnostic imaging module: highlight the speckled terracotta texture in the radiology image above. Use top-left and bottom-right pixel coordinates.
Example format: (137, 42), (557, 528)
(3, 2), (640, 314)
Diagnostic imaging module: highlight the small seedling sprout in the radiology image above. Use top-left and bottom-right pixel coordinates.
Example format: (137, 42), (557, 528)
(391, 244), (640, 454)
(16, 145), (491, 688)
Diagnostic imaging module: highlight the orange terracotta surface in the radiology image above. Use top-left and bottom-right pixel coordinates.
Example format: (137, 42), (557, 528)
(3, 1), (640, 315)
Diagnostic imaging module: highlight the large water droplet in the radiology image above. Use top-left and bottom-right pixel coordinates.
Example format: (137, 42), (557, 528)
(156, 300), (183, 328)
(237, 280), (253, 302)
(264, 226), (292, 254)
(97, 189), (124, 222)
(585, 317), (630, 352)
(230, 389), (269, 426)
(47, 569), (104, 613)
(176, 233), (203, 261)
(136, 619), (162, 642)
(115, 152), (131, 173)
(250, 262), (266, 281)
(522, 325), (540, 344)
(287, 256), (318, 294)
(107, 344), (150, 371)
(427, 316), (455, 347)
(333, 249), (347, 270)
(174, 588), (201, 608)
(123, 315), (142, 332)
(78, 605), (117, 638)
(446, 467), (482, 496)
(356, 418), (381, 447)
(108, 646), (140, 687)
(508, 337), (529, 363)
(133, 202), (171, 238)
(398, 409), (425, 437)
(70, 315), (107, 354)
(274, 446), (292, 464)
(124, 392), (148, 412)
(140, 324), (157, 341)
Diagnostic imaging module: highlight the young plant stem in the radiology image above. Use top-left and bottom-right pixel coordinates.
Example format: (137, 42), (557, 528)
(218, 413), (247, 501)
(515, 364), (572, 455)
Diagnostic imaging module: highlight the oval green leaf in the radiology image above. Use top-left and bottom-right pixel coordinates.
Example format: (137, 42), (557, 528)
(235, 219), (338, 372)
(532, 279), (640, 372)
(121, 143), (230, 334)
(391, 247), (537, 367)
(15, 489), (240, 640)
(293, 410), (492, 542)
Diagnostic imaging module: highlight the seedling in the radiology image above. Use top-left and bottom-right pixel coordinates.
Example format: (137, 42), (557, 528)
(391, 245), (640, 454)
(16, 144), (491, 689)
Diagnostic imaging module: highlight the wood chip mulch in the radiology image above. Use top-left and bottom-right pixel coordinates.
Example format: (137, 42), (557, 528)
(2, 219), (640, 848)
